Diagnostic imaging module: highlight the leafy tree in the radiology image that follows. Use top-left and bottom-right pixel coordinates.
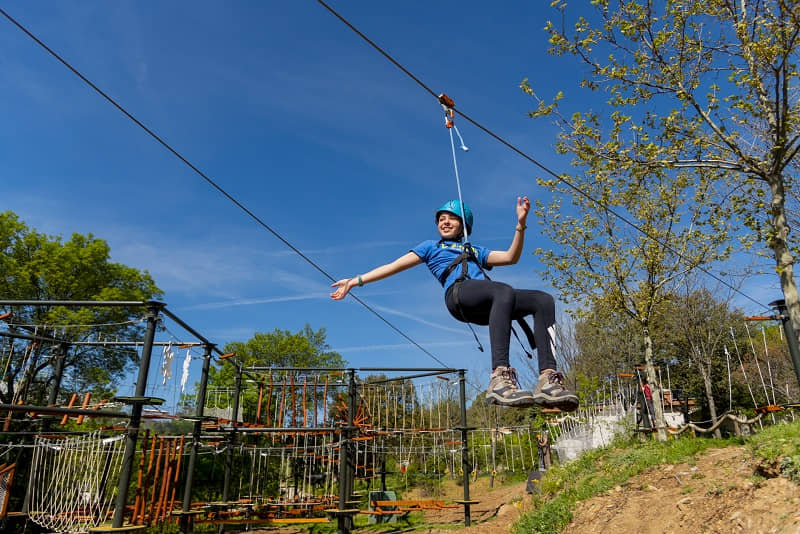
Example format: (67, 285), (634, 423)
(0, 211), (161, 407)
(532, 0), (800, 348)
(573, 298), (645, 381)
(207, 325), (345, 426)
(664, 286), (745, 435)
(528, 133), (731, 440)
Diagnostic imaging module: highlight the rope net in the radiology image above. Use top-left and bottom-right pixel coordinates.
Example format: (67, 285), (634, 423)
(0, 462), (15, 519)
(28, 431), (126, 533)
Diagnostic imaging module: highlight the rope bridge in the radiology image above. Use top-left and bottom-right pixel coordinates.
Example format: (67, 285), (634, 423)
(27, 431), (125, 533)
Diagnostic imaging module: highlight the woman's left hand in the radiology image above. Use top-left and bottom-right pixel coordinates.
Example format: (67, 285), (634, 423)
(516, 196), (530, 223)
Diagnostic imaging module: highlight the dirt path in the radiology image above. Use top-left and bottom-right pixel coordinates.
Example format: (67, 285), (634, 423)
(250, 445), (800, 533)
(409, 475), (530, 534)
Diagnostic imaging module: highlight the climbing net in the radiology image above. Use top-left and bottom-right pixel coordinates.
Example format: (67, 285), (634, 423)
(27, 431), (126, 533)
(0, 462), (15, 519)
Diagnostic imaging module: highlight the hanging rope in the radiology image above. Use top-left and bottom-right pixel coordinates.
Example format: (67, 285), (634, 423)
(439, 93), (470, 241)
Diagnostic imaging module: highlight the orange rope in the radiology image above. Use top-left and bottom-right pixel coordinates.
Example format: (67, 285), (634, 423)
(60, 393), (78, 426)
(148, 437), (165, 525)
(76, 393), (91, 425)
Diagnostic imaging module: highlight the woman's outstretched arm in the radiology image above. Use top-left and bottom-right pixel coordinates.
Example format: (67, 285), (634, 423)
(330, 251), (422, 300)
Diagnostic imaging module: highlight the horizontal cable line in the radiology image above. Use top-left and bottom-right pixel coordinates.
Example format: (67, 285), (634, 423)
(315, 0), (767, 312)
(0, 7), (449, 369)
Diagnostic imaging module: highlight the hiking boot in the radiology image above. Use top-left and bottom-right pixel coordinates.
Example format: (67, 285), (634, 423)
(486, 366), (537, 407)
(533, 370), (579, 412)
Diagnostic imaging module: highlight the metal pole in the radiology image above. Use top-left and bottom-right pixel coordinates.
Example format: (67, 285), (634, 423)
(46, 343), (68, 411)
(112, 301), (162, 528)
(458, 370), (472, 526)
(336, 369), (356, 534)
(220, 363), (242, 534)
(180, 343), (213, 534)
(771, 300), (800, 388)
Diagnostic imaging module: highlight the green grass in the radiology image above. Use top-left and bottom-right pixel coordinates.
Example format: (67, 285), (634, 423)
(512, 419), (800, 534)
(746, 418), (800, 462)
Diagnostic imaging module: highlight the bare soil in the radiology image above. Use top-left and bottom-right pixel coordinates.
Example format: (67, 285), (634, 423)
(252, 445), (800, 533)
(562, 446), (800, 534)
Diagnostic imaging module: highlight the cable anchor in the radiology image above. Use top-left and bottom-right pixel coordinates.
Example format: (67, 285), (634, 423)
(438, 93), (468, 151)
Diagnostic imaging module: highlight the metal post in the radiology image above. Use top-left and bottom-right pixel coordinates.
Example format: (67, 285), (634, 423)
(379, 455), (387, 492)
(220, 363), (242, 534)
(180, 343), (213, 534)
(770, 300), (800, 388)
(112, 301), (162, 528)
(45, 342), (68, 409)
(336, 370), (356, 534)
(458, 370), (472, 526)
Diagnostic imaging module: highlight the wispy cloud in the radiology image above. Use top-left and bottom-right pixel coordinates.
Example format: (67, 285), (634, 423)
(185, 293), (323, 311)
(332, 340), (471, 353)
(369, 304), (468, 334)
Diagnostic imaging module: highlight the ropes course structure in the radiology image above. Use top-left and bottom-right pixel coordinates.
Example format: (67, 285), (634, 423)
(27, 432), (125, 533)
(0, 462), (15, 520)
(0, 298), (797, 534)
(1, 298), (792, 534)
(0, 298), (485, 534)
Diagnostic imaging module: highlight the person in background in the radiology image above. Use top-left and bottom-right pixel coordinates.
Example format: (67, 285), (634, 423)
(642, 381), (655, 429)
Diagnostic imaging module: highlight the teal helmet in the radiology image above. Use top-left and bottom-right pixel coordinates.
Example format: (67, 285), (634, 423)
(436, 200), (473, 234)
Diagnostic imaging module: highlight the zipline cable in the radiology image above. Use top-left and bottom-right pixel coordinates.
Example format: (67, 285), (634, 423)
(0, 6), (450, 370)
(315, 0), (768, 312)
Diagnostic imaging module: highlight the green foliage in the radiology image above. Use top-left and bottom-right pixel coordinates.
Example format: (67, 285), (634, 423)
(0, 210), (161, 407)
(531, 0), (800, 336)
(205, 325), (344, 423)
(217, 325), (344, 372)
(209, 325), (344, 388)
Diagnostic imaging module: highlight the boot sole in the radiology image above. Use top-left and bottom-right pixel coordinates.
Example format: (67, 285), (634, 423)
(533, 393), (579, 412)
(485, 393), (538, 408)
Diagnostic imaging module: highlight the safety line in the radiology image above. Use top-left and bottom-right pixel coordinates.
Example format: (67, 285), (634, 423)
(315, 0), (768, 312)
(0, 6), (450, 370)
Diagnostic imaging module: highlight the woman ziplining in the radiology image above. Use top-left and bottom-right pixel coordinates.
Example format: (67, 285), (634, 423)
(330, 197), (578, 411)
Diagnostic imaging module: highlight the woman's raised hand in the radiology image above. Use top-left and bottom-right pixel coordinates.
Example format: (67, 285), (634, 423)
(516, 196), (530, 223)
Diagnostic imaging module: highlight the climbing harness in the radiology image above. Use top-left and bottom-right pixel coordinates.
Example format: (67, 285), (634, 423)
(437, 93), (535, 359)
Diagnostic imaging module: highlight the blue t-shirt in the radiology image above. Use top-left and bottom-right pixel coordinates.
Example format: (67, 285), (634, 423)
(411, 240), (492, 291)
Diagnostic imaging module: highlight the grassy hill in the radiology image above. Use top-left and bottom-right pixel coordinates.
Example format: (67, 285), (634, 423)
(514, 418), (800, 533)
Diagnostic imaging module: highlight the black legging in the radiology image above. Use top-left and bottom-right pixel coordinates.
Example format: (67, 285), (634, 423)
(445, 279), (557, 372)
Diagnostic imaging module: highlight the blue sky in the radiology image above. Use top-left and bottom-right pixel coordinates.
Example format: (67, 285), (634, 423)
(0, 2), (781, 405)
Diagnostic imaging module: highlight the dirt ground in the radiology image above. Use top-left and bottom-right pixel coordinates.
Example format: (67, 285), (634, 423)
(252, 445), (800, 533)
(562, 446), (800, 534)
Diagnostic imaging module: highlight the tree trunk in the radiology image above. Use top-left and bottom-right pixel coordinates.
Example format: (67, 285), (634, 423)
(697, 361), (721, 439)
(768, 176), (800, 338)
(643, 329), (667, 441)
